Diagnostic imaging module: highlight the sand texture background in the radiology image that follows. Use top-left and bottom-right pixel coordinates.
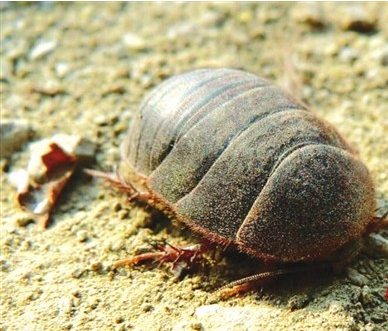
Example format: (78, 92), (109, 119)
(1, 2), (388, 331)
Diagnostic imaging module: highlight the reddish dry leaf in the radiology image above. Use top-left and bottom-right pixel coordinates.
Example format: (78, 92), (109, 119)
(11, 143), (77, 228)
(42, 143), (77, 178)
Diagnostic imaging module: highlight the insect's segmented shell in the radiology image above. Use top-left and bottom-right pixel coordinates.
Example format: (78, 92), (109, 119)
(121, 68), (375, 263)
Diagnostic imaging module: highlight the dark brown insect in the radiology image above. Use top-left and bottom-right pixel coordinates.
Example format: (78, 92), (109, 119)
(100, 68), (386, 292)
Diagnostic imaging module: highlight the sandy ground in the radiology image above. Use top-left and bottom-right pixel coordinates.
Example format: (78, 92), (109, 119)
(1, 2), (388, 331)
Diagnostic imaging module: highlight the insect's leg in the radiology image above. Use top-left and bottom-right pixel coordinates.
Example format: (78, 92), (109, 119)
(214, 263), (332, 298)
(112, 241), (214, 278)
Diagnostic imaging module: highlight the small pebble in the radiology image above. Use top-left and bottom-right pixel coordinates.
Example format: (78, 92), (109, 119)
(370, 45), (388, 66)
(292, 3), (325, 29)
(0, 258), (10, 272)
(57, 297), (73, 316)
(361, 285), (374, 305)
(101, 83), (126, 96)
(364, 323), (376, 331)
(113, 202), (122, 212)
(108, 240), (125, 252)
(61, 323), (73, 330)
(71, 268), (86, 279)
(32, 79), (64, 96)
(338, 5), (377, 33)
(114, 316), (124, 324)
(116, 323), (133, 331)
(287, 294), (311, 311)
(11, 212), (34, 227)
(338, 46), (359, 63)
(172, 321), (203, 331)
(86, 298), (99, 310)
(5, 38), (28, 60)
(194, 304), (274, 329)
(190, 323), (203, 331)
(89, 261), (103, 273)
(118, 209), (129, 220)
(71, 290), (81, 298)
(0, 58), (12, 80)
(55, 62), (72, 78)
(197, 10), (222, 27)
(237, 11), (253, 24)
(29, 40), (57, 60)
(76, 230), (88, 242)
(122, 33), (147, 51)
(141, 303), (154, 312)
(167, 21), (197, 39)
(363, 232), (388, 257)
(0, 118), (33, 158)
(347, 267), (368, 287)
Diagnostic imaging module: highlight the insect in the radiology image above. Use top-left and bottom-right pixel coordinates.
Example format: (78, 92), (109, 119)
(94, 68), (386, 293)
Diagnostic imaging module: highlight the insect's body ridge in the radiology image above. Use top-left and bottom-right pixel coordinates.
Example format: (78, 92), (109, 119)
(120, 68), (375, 264)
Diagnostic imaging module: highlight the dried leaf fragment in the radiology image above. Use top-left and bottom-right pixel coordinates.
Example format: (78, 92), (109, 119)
(9, 135), (96, 228)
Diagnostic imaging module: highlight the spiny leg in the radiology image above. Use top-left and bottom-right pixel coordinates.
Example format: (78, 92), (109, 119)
(112, 242), (212, 278)
(215, 263), (333, 299)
